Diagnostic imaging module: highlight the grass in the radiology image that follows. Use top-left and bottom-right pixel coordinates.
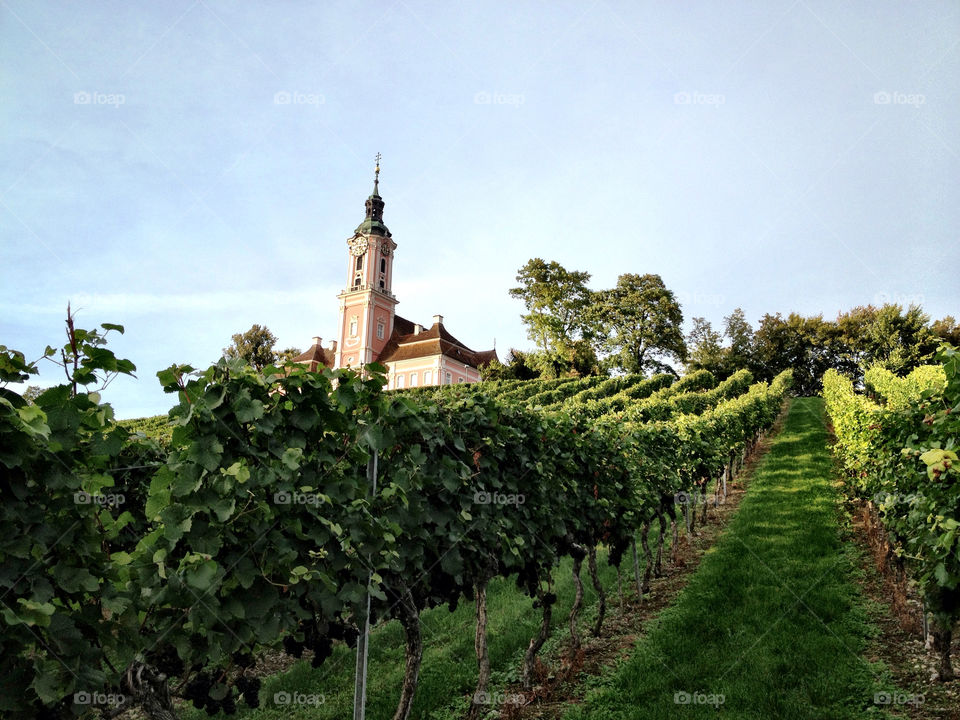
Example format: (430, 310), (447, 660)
(562, 397), (893, 720)
(181, 546), (632, 719)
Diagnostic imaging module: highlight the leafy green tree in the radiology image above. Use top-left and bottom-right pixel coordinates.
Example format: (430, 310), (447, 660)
(751, 313), (808, 388)
(223, 324), (279, 371)
(527, 341), (602, 379)
(724, 308), (754, 373)
(686, 317), (725, 377)
(509, 259), (593, 355)
(591, 273), (686, 375)
(480, 349), (541, 380)
(932, 316), (960, 346)
(276, 346), (303, 363)
(21, 385), (42, 404)
(835, 304), (940, 381)
(863, 304), (939, 374)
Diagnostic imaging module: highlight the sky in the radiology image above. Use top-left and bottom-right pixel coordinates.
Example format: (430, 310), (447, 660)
(1, 1), (958, 418)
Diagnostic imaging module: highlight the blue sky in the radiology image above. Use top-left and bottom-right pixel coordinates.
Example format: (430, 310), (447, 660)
(2, 1), (957, 418)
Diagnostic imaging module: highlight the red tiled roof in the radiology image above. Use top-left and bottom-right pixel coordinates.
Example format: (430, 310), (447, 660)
(378, 315), (498, 369)
(292, 343), (336, 371)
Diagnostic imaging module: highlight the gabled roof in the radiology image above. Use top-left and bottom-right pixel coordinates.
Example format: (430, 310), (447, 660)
(378, 315), (498, 369)
(291, 342), (335, 371)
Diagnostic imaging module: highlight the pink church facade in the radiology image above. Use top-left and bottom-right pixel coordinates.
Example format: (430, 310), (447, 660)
(293, 161), (497, 387)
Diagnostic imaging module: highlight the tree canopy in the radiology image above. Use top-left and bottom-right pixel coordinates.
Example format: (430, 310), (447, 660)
(223, 324), (298, 371)
(508, 258), (592, 355)
(590, 273), (687, 375)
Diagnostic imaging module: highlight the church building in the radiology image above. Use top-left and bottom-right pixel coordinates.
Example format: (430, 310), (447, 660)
(293, 159), (497, 389)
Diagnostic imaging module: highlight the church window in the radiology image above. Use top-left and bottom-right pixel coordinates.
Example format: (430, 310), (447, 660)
(355, 256), (364, 271)
(380, 258), (386, 273)
(445, 372), (452, 385)
(353, 273), (362, 289)
(457, 377), (465, 383)
(424, 370), (432, 384)
(349, 317), (358, 337)
(377, 321), (384, 340)
(397, 374), (405, 388)
(410, 372), (418, 386)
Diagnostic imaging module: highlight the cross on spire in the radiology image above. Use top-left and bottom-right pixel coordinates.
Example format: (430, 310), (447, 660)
(373, 152), (381, 192)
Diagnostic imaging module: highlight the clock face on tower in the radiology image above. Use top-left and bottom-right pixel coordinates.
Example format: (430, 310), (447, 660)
(350, 236), (368, 256)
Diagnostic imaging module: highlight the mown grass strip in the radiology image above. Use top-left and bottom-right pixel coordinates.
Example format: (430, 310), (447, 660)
(563, 397), (890, 720)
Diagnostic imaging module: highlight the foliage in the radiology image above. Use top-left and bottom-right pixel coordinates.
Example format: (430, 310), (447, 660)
(0, 317), (152, 719)
(724, 307), (754, 373)
(118, 414), (174, 443)
(863, 364), (946, 410)
(824, 345), (960, 679)
(223, 324), (281, 371)
(275, 346), (303, 363)
(589, 273), (686, 375)
(508, 259), (593, 356)
(1, 312), (792, 719)
(22, 385), (43, 403)
(932, 316), (960, 346)
(686, 317), (725, 377)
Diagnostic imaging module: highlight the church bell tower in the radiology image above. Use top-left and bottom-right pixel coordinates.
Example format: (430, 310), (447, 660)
(334, 154), (398, 369)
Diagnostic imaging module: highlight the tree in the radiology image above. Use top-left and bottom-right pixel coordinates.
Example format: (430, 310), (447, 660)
(224, 324), (279, 371)
(590, 273), (686, 375)
(864, 304), (938, 374)
(480, 349), (541, 381)
(21, 385), (42, 404)
(276, 346), (303, 363)
(509, 259), (593, 355)
(724, 308), (753, 373)
(930, 315), (960, 347)
(932, 316), (960, 346)
(686, 317), (725, 377)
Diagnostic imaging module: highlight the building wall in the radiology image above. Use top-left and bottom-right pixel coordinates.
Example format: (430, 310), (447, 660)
(386, 355), (482, 389)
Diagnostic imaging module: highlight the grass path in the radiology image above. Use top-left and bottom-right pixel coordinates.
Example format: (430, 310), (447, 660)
(563, 397), (890, 720)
